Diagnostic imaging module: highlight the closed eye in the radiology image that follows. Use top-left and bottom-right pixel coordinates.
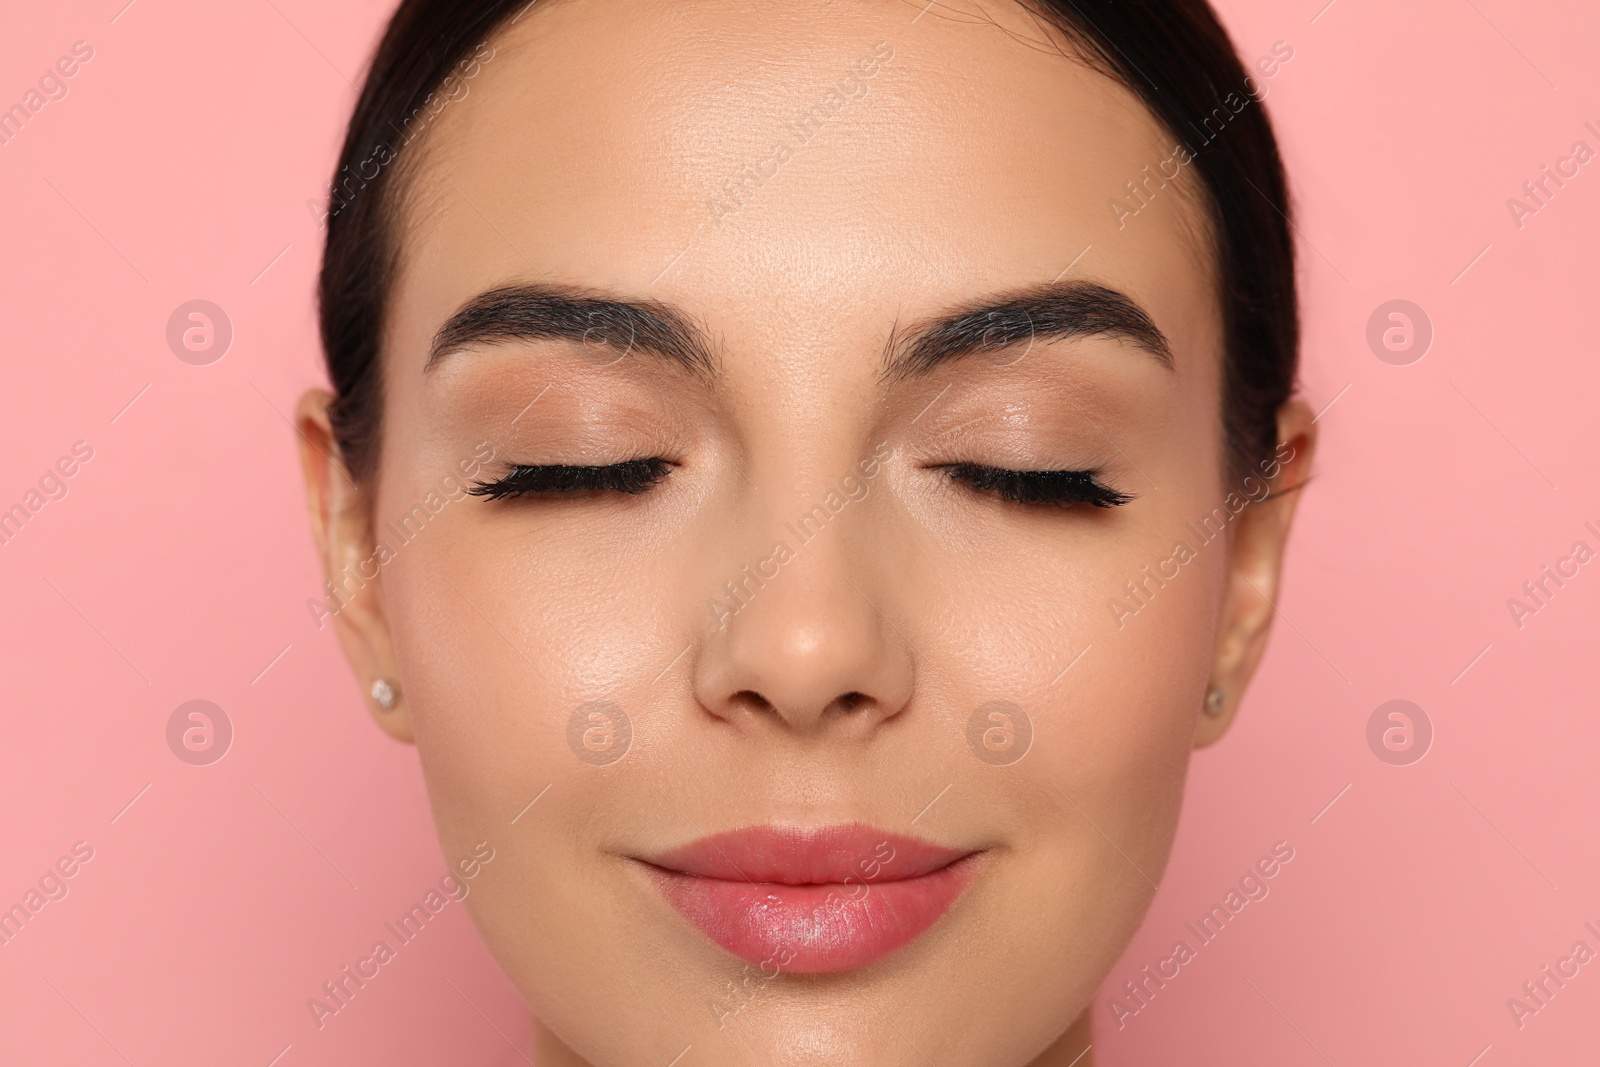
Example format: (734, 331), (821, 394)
(940, 462), (1133, 508)
(468, 458), (672, 500)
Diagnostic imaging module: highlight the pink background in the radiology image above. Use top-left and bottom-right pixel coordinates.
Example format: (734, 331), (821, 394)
(2, 0), (1596, 1063)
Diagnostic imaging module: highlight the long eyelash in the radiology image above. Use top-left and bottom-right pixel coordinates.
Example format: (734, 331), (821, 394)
(942, 463), (1133, 508)
(469, 458), (671, 500)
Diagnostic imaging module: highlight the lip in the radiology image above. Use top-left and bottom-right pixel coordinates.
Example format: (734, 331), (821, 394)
(640, 823), (981, 974)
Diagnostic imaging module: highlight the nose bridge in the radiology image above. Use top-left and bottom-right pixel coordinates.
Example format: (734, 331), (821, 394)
(693, 466), (912, 735)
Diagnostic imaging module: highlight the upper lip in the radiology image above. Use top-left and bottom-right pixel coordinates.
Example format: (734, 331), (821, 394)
(642, 822), (974, 885)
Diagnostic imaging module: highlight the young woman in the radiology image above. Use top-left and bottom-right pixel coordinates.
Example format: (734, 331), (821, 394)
(296, 0), (1315, 1062)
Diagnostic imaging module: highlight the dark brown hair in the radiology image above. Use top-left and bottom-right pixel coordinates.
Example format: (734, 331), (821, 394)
(319, 0), (1296, 483)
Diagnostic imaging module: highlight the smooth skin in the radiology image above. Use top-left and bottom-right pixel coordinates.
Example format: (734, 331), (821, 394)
(297, 0), (1314, 1063)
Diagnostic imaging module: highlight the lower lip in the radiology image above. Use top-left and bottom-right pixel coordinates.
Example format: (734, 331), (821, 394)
(648, 855), (979, 974)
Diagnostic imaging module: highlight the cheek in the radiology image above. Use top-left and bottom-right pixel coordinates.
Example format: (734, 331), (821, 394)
(379, 509), (716, 1026)
(895, 529), (1220, 1042)
(375, 486), (694, 835)
(920, 519), (1221, 841)
(383, 519), (656, 799)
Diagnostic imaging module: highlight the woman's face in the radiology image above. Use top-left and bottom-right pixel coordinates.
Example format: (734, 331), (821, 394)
(299, 1), (1311, 1063)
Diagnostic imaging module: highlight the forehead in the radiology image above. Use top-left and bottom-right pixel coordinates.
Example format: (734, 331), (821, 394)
(390, 0), (1218, 372)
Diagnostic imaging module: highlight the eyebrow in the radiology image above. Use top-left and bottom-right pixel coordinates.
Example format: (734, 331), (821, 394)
(425, 283), (720, 377)
(881, 280), (1174, 381)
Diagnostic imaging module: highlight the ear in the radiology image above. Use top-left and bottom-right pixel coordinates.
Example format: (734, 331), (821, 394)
(1193, 398), (1317, 747)
(296, 390), (414, 743)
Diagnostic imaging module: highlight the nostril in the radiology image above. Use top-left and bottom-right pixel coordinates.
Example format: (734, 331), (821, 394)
(729, 689), (872, 721)
(731, 690), (774, 716)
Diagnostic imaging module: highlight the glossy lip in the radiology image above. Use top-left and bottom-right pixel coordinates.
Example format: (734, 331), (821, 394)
(639, 823), (982, 974)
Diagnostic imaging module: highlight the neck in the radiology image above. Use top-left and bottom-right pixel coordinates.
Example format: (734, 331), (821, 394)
(530, 1008), (1094, 1065)
(1029, 1009), (1094, 1066)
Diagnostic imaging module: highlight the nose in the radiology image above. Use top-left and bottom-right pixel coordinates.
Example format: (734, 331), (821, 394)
(692, 508), (914, 737)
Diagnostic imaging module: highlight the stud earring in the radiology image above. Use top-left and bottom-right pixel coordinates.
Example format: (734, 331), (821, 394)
(1203, 687), (1226, 716)
(371, 678), (400, 711)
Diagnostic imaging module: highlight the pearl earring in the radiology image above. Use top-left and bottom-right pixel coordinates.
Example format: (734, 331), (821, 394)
(1203, 687), (1226, 716)
(371, 678), (400, 711)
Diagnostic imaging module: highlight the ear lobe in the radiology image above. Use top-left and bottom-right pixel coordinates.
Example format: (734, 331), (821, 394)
(295, 390), (414, 743)
(1193, 398), (1317, 748)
